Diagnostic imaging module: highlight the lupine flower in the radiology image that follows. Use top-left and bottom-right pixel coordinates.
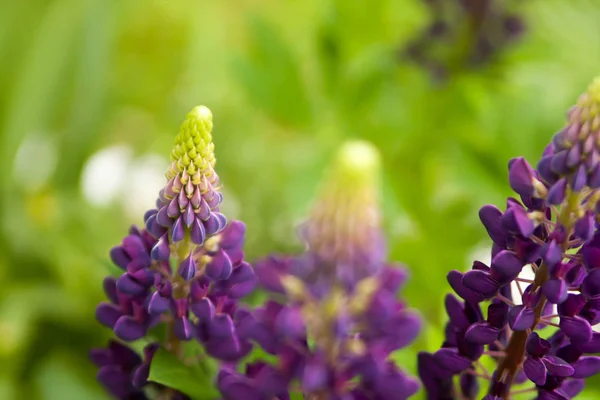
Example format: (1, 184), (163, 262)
(219, 141), (421, 399)
(420, 77), (600, 399)
(92, 106), (258, 398)
(402, 0), (525, 81)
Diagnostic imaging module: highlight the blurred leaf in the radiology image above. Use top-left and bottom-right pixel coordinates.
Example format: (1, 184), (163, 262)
(34, 352), (107, 400)
(149, 347), (219, 400)
(233, 16), (312, 128)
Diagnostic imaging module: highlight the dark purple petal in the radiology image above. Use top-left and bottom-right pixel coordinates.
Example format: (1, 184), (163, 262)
(444, 294), (469, 331)
(178, 255), (196, 281)
(210, 314), (236, 338)
(220, 220), (246, 249)
(543, 240), (563, 268)
(97, 366), (135, 398)
(543, 279), (568, 304)
(576, 332), (600, 353)
(110, 247), (130, 269)
(150, 234), (170, 261)
(571, 164), (587, 192)
(462, 270), (499, 298)
(148, 292), (170, 315)
(558, 294), (586, 317)
(190, 218), (206, 245)
(501, 206), (535, 237)
(447, 270), (484, 304)
(191, 298), (215, 323)
(479, 205), (507, 246)
(542, 355), (574, 377)
(572, 356), (600, 378)
(490, 250), (523, 284)
(116, 273), (147, 296)
(103, 277), (119, 304)
(508, 157), (535, 196)
(433, 349), (472, 374)
(206, 249), (233, 281)
(547, 178), (567, 205)
(575, 211), (595, 241)
(96, 303), (122, 328)
(508, 305), (535, 331)
(523, 356), (547, 385)
(561, 379), (585, 397)
(465, 322), (500, 344)
(582, 269), (600, 298)
(171, 216), (185, 242)
(174, 317), (195, 340)
(487, 302), (509, 328)
(302, 357), (329, 392)
(526, 332), (551, 357)
(560, 316), (592, 344)
(114, 316), (146, 341)
(132, 363), (150, 388)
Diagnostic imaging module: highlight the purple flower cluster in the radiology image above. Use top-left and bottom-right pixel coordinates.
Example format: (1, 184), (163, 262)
(403, 0), (525, 80)
(92, 106), (258, 398)
(217, 141), (421, 399)
(420, 78), (600, 399)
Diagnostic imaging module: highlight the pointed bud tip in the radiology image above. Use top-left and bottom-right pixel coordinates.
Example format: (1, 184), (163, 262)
(170, 105), (216, 175)
(336, 140), (381, 180)
(588, 77), (600, 104)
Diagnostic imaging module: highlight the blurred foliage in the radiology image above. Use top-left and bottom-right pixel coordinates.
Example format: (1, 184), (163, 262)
(1, 0), (600, 398)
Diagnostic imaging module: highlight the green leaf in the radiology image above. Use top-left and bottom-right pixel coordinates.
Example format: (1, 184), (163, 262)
(148, 348), (219, 400)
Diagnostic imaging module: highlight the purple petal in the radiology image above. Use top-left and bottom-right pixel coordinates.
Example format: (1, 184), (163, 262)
(526, 332), (551, 357)
(487, 302), (509, 328)
(465, 322), (500, 344)
(479, 205), (507, 246)
(132, 363), (150, 388)
(97, 366), (135, 398)
(508, 305), (534, 331)
(206, 249), (233, 280)
(191, 298), (215, 323)
(302, 358), (329, 392)
(171, 216), (185, 242)
(178, 255), (196, 281)
(576, 332), (600, 353)
(560, 316), (592, 344)
(103, 277), (118, 304)
(110, 246), (130, 269)
(561, 379), (585, 397)
(190, 218), (206, 245)
(156, 206), (173, 228)
(116, 273), (147, 296)
(114, 316), (147, 341)
(183, 203), (195, 227)
(582, 269), (600, 298)
(572, 356), (600, 378)
(544, 240), (563, 268)
(543, 279), (568, 304)
(572, 164), (588, 192)
(542, 355), (574, 377)
(547, 178), (567, 205)
(209, 314), (236, 338)
(444, 294), (469, 331)
(148, 292), (170, 315)
(462, 270), (499, 298)
(575, 211), (595, 241)
(95, 303), (122, 328)
(447, 270), (484, 304)
(490, 250), (523, 284)
(433, 349), (472, 374)
(220, 220), (246, 249)
(508, 157), (535, 196)
(150, 234), (170, 261)
(524, 356), (547, 385)
(174, 317), (195, 340)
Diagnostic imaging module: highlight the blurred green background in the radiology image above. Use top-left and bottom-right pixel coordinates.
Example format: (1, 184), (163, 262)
(1, 0), (600, 398)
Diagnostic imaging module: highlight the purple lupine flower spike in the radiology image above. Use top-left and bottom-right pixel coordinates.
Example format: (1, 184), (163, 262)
(93, 106), (258, 398)
(220, 141), (421, 399)
(421, 77), (600, 399)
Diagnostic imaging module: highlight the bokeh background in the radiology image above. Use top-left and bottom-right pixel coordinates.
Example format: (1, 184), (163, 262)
(1, 0), (600, 398)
